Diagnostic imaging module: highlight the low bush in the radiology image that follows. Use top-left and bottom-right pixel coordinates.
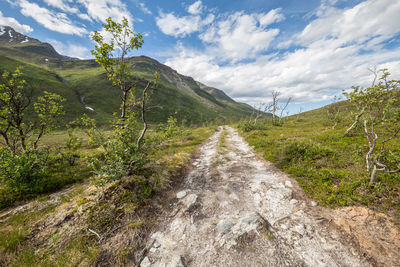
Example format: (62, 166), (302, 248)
(0, 146), (89, 208)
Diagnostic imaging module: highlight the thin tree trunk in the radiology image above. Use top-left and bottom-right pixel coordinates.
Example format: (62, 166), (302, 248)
(33, 125), (45, 149)
(369, 164), (378, 184)
(18, 127), (26, 152)
(121, 90), (128, 120)
(137, 83), (151, 149)
(345, 109), (364, 134)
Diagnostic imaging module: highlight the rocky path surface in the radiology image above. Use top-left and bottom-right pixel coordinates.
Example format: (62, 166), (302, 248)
(140, 126), (371, 267)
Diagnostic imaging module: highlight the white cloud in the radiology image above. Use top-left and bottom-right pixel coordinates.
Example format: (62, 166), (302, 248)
(297, 0), (400, 47)
(77, 0), (132, 24)
(188, 1), (203, 15)
(199, 10), (283, 62)
(47, 38), (90, 59)
(0, 11), (32, 33)
(77, 13), (92, 22)
(19, 0), (132, 25)
(16, 0), (87, 36)
(43, 0), (79, 13)
(156, 12), (214, 38)
(139, 2), (152, 15)
(164, 0), (400, 106)
(258, 8), (284, 26)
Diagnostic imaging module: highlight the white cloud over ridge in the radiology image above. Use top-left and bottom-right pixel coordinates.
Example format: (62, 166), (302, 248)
(162, 0), (400, 106)
(12, 0), (133, 36)
(0, 10), (32, 33)
(47, 38), (90, 59)
(18, 0), (87, 36)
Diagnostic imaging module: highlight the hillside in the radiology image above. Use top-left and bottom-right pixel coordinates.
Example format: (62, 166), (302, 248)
(0, 26), (255, 125)
(240, 101), (400, 220)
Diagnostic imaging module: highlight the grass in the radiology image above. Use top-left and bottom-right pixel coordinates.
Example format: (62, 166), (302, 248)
(0, 126), (214, 267)
(238, 102), (400, 221)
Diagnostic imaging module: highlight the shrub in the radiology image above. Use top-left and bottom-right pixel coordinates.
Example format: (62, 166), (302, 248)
(280, 140), (336, 166)
(87, 115), (159, 183)
(238, 119), (268, 132)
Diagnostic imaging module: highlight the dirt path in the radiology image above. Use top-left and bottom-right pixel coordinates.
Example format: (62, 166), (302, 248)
(140, 126), (372, 267)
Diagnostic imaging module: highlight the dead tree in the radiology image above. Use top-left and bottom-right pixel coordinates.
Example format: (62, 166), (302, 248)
(271, 91), (280, 125)
(326, 95), (343, 129)
(278, 97), (292, 125)
(345, 68), (400, 183)
(296, 107), (304, 121)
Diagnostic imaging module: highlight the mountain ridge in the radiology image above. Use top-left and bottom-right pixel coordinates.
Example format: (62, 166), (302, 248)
(0, 26), (256, 125)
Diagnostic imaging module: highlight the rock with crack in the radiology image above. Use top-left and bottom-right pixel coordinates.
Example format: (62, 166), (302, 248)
(140, 257), (152, 267)
(217, 212), (271, 249)
(180, 194), (198, 212)
(168, 255), (185, 267)
(176, 190), (187, 199)
(216, 219), (235, 233)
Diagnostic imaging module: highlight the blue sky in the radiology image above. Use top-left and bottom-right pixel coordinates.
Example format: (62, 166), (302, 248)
(1, 0), (400, 113)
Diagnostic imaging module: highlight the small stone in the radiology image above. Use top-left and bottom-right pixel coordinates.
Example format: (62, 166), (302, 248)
(229, 193), (239, 200)
(176, 191), (187, 199)
(149, 247), (157, 253)
(285, 181), (293, 188)
(290, 199), (298, 205)
(311, 201), (317, 207)
(140, 257), (152, 267)
(181, 194), (198, 212)
(216, 219), (235, 233)
(167, 255), (185, 267)
(294, 224), (305, 235)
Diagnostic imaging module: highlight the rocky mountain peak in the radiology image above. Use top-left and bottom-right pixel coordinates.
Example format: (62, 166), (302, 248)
(0, 26), (32, 45)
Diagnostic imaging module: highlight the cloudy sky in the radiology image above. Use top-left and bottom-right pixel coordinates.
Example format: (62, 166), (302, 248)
(1, 0), (400, 113)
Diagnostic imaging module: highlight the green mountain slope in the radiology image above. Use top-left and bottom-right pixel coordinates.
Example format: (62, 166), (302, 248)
(0, 26), (255, 125)
(241, 100), (399, 220)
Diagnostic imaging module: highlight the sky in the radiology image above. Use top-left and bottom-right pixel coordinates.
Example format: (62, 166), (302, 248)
(1, 0), (400, 113)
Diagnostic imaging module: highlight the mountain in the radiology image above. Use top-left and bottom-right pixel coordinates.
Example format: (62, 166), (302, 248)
(0, 26), (77, 62)
(196, 81), (236, 103)
(0, 26), (256, 125)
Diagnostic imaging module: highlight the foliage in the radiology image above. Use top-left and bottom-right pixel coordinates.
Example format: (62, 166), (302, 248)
(325, 96), (344, 129)
(162, 116), (182, 138)
(0, 145), (90, 208)
(344, 69), (400, 183)
(0, 66), (65, 152)
(238, 118), (268, 132)
(91, 16), (143, 120)
(239, 100), (399, 215)
(69, 114), (105, 147)
(0, 148), (50, 190)
(61, 128), (82, 166)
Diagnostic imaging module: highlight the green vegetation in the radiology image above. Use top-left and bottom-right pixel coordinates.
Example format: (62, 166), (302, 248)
(239, 98), (399, 219)
(344, 69), (400, 183)
(0, 19), (218, 266)
(0, 126), (214, 267)
(91, 16), (144, 121)
(0, 30), (255, 127)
